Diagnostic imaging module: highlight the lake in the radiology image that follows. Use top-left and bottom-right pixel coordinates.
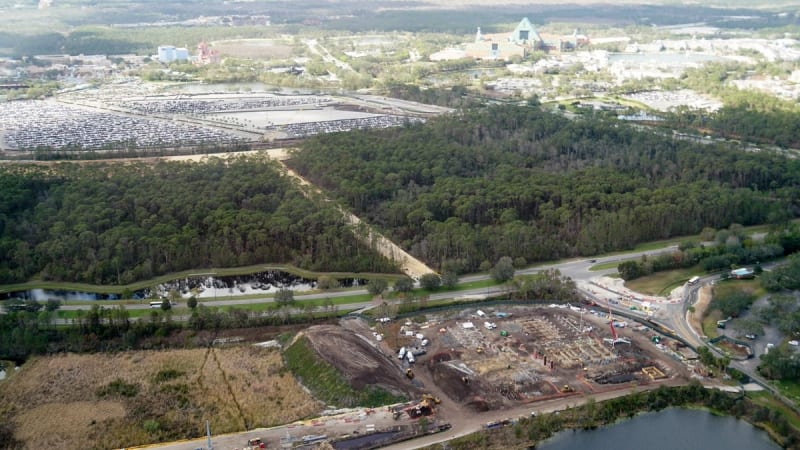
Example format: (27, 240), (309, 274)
(537, 408), (779, 450)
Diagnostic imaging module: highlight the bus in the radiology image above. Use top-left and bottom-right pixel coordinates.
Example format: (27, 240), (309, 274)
(687, 276), (700, 286)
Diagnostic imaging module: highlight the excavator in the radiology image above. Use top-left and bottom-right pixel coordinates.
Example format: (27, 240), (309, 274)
(393, 395), (441, 419)
(406, 368), (415, 380)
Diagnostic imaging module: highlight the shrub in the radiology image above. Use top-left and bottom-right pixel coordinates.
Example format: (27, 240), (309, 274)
(153, 369), (185, 383)
(420, 273), (442, 290)
(96, 378), (139, 398)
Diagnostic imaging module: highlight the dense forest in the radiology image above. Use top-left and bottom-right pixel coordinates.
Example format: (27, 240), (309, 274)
(0, 155), (397, 285)
(667, 102), (800, 149)
(288, 105), (800, 272)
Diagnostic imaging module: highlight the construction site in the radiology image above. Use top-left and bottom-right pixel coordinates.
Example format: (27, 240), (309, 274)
(140, 304), (689, 450)
(368, 304), (684, 415)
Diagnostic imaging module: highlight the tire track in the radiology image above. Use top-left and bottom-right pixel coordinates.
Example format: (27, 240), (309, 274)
(210, 346), (249, 430)
(196, 343), (214, 390)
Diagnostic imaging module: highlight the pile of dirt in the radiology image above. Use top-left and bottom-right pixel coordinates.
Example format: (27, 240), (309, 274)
(303, 325), (417, 397)
(427, 356), (498, 411)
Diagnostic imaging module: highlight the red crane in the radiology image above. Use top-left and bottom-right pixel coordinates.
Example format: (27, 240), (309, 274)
(605, 297), (618, 341)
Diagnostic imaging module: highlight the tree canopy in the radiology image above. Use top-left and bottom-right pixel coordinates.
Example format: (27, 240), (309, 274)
(0, 155), (398, 285)
(288, 105), (799, 272)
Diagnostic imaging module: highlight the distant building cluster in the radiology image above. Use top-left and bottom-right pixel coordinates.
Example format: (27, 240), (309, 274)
(431, 18), (589, 62)
(157, 45), (190, 63)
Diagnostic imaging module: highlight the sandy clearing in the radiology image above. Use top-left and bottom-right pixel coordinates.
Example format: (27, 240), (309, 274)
(690, 284), (712, 337)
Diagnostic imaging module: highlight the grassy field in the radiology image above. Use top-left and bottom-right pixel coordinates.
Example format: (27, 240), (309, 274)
(699, 279), (765, 338)
(0, 347), (320, 449)
(712, 279), (766, 301)
(702, 309), (724, 339)
(625, 267), (700, 296)
(53, 293), (373, 320)
(774, 380), (800, 407)
(747, 390), (800, 430)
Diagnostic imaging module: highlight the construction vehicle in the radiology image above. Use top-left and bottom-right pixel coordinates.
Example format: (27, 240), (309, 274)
(560, 384), (575, 393)
(301, 434), (327, 445)
(245, 437), (266, 449)
(422, 393), (441, 404)
(397, 395), (439, 419)
(406, 368), (415, 380)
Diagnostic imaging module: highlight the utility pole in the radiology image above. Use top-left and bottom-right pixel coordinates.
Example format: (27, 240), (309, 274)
(206, 420), (213, 450)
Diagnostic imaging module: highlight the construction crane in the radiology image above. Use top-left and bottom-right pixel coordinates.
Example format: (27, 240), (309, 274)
(605, 297), (618, 340)
(603, 297), (630, 346)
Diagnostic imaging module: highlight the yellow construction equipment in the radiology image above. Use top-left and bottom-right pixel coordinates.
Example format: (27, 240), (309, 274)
(560, 384), (575, 393)
(422, 394), (441, 404)
(406, 368), (415, 380)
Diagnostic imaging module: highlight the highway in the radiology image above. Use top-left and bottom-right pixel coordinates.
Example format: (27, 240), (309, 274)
(55, 245), (679, 317)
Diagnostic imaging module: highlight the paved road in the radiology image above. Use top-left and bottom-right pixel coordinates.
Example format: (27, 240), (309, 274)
(57, 244), (679, 316)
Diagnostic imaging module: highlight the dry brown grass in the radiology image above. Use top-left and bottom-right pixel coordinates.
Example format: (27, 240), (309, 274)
(13, 401), (126, 450)
(211, 39), (294, 59)
(0, 346), (320, 450)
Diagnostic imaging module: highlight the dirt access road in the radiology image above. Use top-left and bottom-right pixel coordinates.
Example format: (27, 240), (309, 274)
(143, 378), (683, 450)
(276, 156), (436, 280)
(180, 149), (436, 279)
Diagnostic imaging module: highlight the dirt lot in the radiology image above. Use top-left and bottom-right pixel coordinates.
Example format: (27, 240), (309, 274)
(0, 346), (320, 450)
(211, 39), (295, 59)
(304, 323), (419, 397)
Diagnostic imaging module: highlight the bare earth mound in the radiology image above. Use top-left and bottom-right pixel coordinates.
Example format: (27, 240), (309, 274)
(304, 324), (416, 397)
(0, 346), (319, 450)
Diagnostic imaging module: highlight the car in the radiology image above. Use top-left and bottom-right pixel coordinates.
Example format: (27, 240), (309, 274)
(745, 334), (756, 340)
(589, 259), (597, 263)
(789, 340), (799, 346)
